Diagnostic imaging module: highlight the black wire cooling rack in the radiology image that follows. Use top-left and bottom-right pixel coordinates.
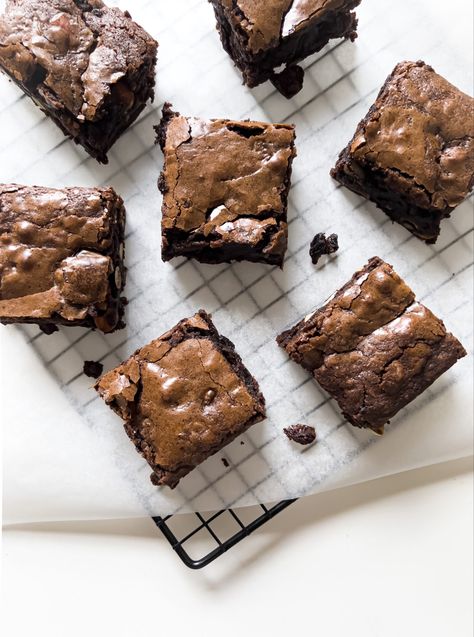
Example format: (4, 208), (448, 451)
(153, 499), (296, 569)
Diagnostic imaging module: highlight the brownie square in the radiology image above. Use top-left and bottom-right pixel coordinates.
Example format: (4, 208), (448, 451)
(96, 310), (266, 488)
(277, 257), (466, 434)
(209, 0), (361, 98)
(0, 184), (126, 333)
(0, 0), (158, 163)
(331, 61), (474, 243)
(155, 104), (296, 266)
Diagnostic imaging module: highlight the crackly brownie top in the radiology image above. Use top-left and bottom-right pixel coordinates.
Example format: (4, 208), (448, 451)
(349, 61), (474, 210)
(0, 0), (157, 121)
(219, 0), (360, 53)
(278, 257), (416, 371)
(278, 256), (466, 431)
(315, 299), (465, 431)
(0, 184), (124, 330)
(96, 311), (265, 476)
(158, 105), (295, 254)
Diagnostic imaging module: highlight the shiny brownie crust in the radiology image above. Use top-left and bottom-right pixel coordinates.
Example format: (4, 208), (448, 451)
(331, 61), (474, 243)
(0, 0), (158, 163)
(209, 0), (361, 97)
(0, 183), (127, 333)
(277, 257), (466, 433)
(96, 310), (266, 488)
(156, 103), (296, 266)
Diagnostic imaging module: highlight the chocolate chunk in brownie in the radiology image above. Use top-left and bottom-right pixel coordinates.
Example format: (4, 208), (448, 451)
(310, 232), (339, 264)
(0, 0), (158, 163)
(284, 424), (316, 445)
(0, 184), (127, 333)
(155, 104), (296, 266)
(83, 360), (104, 379)
(209, 0), (361, 97)
(95, 310), (266, 488)
(277, 257), (466, 434)
(331, 61), (474, 243)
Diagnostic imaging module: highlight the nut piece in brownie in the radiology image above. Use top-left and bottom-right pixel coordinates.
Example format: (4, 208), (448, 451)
(209, 0), (361, 98)
(277, 257), (466, 434)
(95, 310), (266, 488)
(331, 61), (474, 243)
(156, 104), (296, 266)
(0, 0), (157, 163)
(0, 184), (126, 333)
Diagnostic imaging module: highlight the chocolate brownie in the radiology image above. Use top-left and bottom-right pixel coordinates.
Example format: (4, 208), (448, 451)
(0, 0), (157, 163)
(95, 310), (266, 488)
(0, 184), (126, 333)
(331, 61), (474, 243)
(209, 0), (361, 97)
(277, 257), (466, 434)
(156, 104), (296, 266)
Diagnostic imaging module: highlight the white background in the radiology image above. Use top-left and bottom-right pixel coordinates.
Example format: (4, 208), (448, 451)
(3, 459), (473, 637)
(1, 0), (473, 634)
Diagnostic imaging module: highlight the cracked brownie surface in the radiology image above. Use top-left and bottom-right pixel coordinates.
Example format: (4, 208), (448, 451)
(0, 183), (126, 333)
(156, 104), (296, 266)
(277, 257), (466, 433)
(95, 310), (266, 488)
(331, 61), (474, 243)
(209, 0), (361, 97)
(0, 0), (157, 163)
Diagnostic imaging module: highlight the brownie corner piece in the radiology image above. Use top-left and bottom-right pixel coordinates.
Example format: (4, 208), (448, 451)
(0, 0), (158, 163)
(156, 104), (296, 266)
(0, 183), (127, 333)
(331, 60), (474, 243)
(277, 256), (466, 433)
(95, 310), (266, 488)
(209, 0), (361, 97)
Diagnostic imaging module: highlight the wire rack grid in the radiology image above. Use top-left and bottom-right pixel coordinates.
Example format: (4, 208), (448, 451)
(153, 500), (296, 569)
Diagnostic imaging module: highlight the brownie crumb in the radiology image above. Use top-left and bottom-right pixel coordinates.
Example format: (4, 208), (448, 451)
(284, 424), (316, 445)
(240, 441), (245, 445)
(157, 172), (168, 194)
(83, 360), (104, 379)
(39, 323), (59, 335)
(221, 458), (230, 468)
(271, 65), (305, 99)
(310, 233), (339, 265)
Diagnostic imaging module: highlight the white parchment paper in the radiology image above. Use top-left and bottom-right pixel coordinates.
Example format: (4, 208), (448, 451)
(2, 0), (473, 523)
